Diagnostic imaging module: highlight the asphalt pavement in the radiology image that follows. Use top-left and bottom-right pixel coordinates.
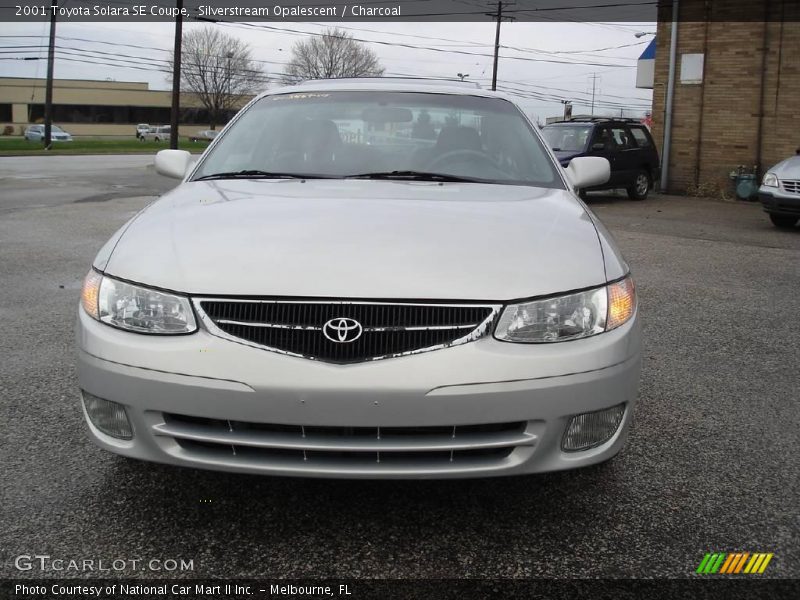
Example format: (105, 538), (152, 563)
(1, 156), (798, 580)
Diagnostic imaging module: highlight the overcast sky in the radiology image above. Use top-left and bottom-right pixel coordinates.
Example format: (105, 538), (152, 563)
(0, 19), (655, 122)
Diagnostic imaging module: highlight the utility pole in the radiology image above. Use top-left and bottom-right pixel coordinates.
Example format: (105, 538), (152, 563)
(43, 0), (57, 149)
(561, 100), (572, 120)
(169, 0), (183, 150)
(489, 1), (514, 91)
(589, 73), (599, 116)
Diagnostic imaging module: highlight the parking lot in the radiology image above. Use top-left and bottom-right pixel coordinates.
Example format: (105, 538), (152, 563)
(1, 155), (798, 579)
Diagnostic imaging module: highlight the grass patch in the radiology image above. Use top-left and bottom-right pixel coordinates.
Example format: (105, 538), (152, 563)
(0, 137), (209, 155)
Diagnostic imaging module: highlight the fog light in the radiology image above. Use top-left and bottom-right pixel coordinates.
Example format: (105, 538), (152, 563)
(562, 403), (625, 452)
(82, 391), (133, 440)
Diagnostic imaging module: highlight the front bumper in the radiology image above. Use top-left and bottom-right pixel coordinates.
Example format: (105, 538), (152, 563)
(759, 187), (800, 216)
(76, 307), (642, 479)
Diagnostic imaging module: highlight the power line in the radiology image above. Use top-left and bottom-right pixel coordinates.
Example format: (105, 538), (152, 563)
(1, 40), (649, 108)
(205, 20), (636, 69)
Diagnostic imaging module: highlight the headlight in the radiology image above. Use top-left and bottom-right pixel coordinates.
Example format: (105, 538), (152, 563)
(762, 172), (779, 187)
(494, 276), (635, 343)
(81, 270), (197, 334)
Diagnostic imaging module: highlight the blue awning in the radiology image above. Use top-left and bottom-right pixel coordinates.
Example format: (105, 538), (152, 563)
(639, 38), (656, 60)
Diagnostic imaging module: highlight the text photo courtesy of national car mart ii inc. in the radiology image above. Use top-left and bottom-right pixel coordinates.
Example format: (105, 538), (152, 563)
(13, 583), (355, 597)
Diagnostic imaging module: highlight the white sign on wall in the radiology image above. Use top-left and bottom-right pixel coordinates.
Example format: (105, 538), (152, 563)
(680, 53), (705, 85)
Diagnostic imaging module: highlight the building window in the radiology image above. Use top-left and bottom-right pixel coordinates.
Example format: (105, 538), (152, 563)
(26, 104), (233, 126)
(0, 103), (12, 122)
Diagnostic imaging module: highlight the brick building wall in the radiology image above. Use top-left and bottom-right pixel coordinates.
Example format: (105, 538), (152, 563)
(650, 2), (800, 194)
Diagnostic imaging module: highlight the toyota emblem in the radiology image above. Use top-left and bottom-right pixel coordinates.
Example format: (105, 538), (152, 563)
(322, 317), (363, 343)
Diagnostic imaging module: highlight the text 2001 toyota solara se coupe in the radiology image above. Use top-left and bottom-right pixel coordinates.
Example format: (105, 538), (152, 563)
(77, 79), (641, 478)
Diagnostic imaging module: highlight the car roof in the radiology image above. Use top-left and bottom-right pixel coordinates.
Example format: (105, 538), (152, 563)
(254, 77), (514, 102)
(545, 118), (646, 127)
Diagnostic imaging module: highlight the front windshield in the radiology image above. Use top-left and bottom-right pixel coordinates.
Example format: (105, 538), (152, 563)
(193, 90), (561, 187)
(542, 125), (592, 153)
(51, 125), (64, 132)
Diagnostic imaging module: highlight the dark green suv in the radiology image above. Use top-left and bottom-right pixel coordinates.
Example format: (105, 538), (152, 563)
(542, 117), (660, 200)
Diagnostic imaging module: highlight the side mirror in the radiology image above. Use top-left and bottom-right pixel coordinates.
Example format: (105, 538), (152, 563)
(154, 149), (193, 179)
(565, 156), (610, 190)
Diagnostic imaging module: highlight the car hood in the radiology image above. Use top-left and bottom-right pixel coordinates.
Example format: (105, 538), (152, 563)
(102, 179), (606, 300)
(769, 155), (800, 178)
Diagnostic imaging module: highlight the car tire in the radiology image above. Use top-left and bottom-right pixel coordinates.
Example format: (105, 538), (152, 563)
(769, 214), (799, 229)
(627, 169), (651, 200)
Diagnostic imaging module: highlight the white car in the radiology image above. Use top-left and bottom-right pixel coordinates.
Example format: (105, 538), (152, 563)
(759, 150), (800, 229)
(135, 123), (151, 139)
(24, 124), (73, 142)
(77, 79), (640, 479)
(139, 125), (170, 142)
(189, 129), (219, 142)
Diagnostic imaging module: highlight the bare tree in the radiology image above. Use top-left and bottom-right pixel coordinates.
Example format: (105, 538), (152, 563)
(283, 28), (385, 83)
(171, 28), (267, 129)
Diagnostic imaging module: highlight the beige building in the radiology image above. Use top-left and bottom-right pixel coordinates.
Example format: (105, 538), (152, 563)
(0, 76), (254, 137)
(649, 3), (800, 194)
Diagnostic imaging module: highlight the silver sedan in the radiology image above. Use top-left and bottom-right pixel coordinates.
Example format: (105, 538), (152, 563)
(24, 124), (73, 142)
(77, 79), (641, 478)
(759, 151), (800, 229)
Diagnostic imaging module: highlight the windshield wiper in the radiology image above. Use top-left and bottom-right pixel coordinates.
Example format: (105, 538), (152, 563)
(195, 170), (335, 181)
(346, 170), (486, 183)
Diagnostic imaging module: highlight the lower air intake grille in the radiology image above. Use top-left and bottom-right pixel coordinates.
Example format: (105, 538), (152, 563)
(782, 180), (800, 195)
(195, 299), (499, 363)
(156, 413), (534, 472)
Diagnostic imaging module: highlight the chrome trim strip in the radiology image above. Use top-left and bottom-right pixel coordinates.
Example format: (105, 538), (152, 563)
(216, 320), (322, 330)
(214, 319), (475, 333)
(192, 298), (502, 363)
(153, 422), (537, 452)
(365, 324), (475, 332)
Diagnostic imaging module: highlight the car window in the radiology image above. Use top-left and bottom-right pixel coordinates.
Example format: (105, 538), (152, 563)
(590, 127), (612, 149)
(628, 126), (652, 148)
(541, 126), (592, 153)
(609, 126), (633, 149)
(194, 90), (562, 188)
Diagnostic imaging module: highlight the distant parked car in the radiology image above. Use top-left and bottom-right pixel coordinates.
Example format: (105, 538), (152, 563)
(189, 129), (219, 142)
(541, 117), (660, 200)
(24, 124), (73, 142)
(759, 150), (800, 229)
(135, 123), (150, 139)
(140, 125), (170, 142)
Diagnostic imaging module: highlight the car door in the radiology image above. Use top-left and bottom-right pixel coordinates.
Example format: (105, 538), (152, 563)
(627, 125), (658, 176)
(587, 126), (618, 186)
(608, 125), (639, 186)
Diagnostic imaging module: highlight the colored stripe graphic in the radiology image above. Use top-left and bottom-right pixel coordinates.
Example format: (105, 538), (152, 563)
(719, 553), (738, 574)
(711, 553), (726, 573)
(696, 553), (713, 574)
(733, 552), (750, 573)
(757, 554), (774, 574)
(744, 554), (761, 574)
(697, 552), (773, 574)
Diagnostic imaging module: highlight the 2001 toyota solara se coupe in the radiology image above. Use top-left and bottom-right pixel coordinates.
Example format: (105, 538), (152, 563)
(77, 79), (641, 478)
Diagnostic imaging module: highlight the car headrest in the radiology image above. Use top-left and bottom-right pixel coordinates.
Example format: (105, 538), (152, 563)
(300, 119), (342, 150)
(435, 126), (482, 153)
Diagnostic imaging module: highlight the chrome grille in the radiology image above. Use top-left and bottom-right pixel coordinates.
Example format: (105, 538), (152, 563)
(156, 413), (535, 473)
(782, 180), (800, 195)
(194, 299), (500, 363)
